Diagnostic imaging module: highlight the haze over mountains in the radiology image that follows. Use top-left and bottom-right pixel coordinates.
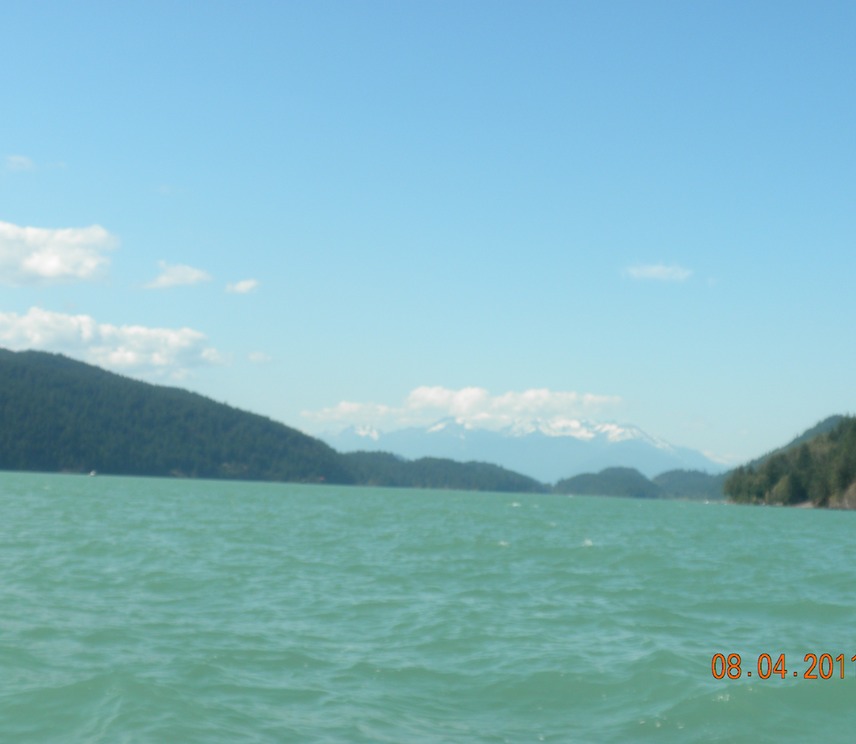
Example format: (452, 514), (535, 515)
(322, 417), (727, 482)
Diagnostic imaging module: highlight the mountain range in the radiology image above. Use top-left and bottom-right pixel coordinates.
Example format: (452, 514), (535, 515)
(2, 347), (852, 506)
(322, 417), (727, 482)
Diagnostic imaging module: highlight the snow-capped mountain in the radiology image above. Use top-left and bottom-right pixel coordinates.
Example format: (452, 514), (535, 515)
(322, 417), (726, 483)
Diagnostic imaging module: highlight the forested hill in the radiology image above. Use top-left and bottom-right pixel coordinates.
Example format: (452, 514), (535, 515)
(0, 349), (352, 483)
(553, 467), (725, 500)
(741, 415), (845, 471)
(724, 416), (856, 508)
(0, 349), (544, 493)
(342, 451), (544, 494)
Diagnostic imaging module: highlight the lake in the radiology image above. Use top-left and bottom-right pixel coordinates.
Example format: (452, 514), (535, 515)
(2, 472), (855, 742)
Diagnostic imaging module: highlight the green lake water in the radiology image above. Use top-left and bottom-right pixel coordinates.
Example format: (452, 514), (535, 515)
(2, 472), (855, 742)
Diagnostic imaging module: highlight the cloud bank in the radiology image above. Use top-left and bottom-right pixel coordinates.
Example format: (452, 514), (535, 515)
(146, 261), (212, 289)
(625, 264), (692, 282)
(0, 220), (117, 285)
(0, 307), (221, 378)
(302, 385), (622, 432)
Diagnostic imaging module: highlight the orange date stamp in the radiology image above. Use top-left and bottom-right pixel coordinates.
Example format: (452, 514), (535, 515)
(711, 653), (856, 680)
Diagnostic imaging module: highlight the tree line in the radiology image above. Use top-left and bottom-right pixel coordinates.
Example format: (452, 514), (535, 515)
(724, 417), (856, 507)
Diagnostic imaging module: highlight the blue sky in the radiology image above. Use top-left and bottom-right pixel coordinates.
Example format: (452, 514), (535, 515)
(2, 0), (854, 463)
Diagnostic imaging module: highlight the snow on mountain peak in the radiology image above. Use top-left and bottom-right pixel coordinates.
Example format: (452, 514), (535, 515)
(353, 425), (380, 441)
(344, 415), (673, 450)
(407, 415), (668, 446)
(590, 422), (674, 451)
(593, 422), (636, 442)
(323, 413), (723, 482)
(536, 417), (597, 440)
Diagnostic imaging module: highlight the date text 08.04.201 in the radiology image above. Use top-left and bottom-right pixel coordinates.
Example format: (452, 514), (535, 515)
(711, 653), (856, 680)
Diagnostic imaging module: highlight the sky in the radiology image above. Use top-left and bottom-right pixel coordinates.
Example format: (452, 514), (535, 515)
(2, 0), (855, 464)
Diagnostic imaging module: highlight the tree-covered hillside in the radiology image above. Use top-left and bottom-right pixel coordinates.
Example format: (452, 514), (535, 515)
(0, 349), (353, 483)
(741, 415), (845, 471)
(554, 467), (661, 498)
(343, 451), (546, 493)
(724, 417), (856, 507)
(553, 466), (725, 500)
(653, 469), (727, 501)
(0, 349), (546, 493)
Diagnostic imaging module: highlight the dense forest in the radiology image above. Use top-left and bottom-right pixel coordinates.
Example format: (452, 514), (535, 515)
(724, 416), (856, 508)
(0, 349), (352, 483)
(0, 349), (543, 493)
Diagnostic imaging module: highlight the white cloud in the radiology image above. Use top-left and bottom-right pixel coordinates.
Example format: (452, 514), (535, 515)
(226, 279), (259, 294)
(5, 155), (35, 172)
(0, 306), (222, 378)
(248, 351), (272, 364)
(145, 261), (212, 289)
(0, 220), (117, 285)
(302, 385), (621, 432)
(407, 385), (491, 417)
(625, 264), (692, 282)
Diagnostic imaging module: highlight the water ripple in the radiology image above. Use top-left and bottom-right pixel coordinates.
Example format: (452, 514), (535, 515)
(2, 474), (856, 742)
